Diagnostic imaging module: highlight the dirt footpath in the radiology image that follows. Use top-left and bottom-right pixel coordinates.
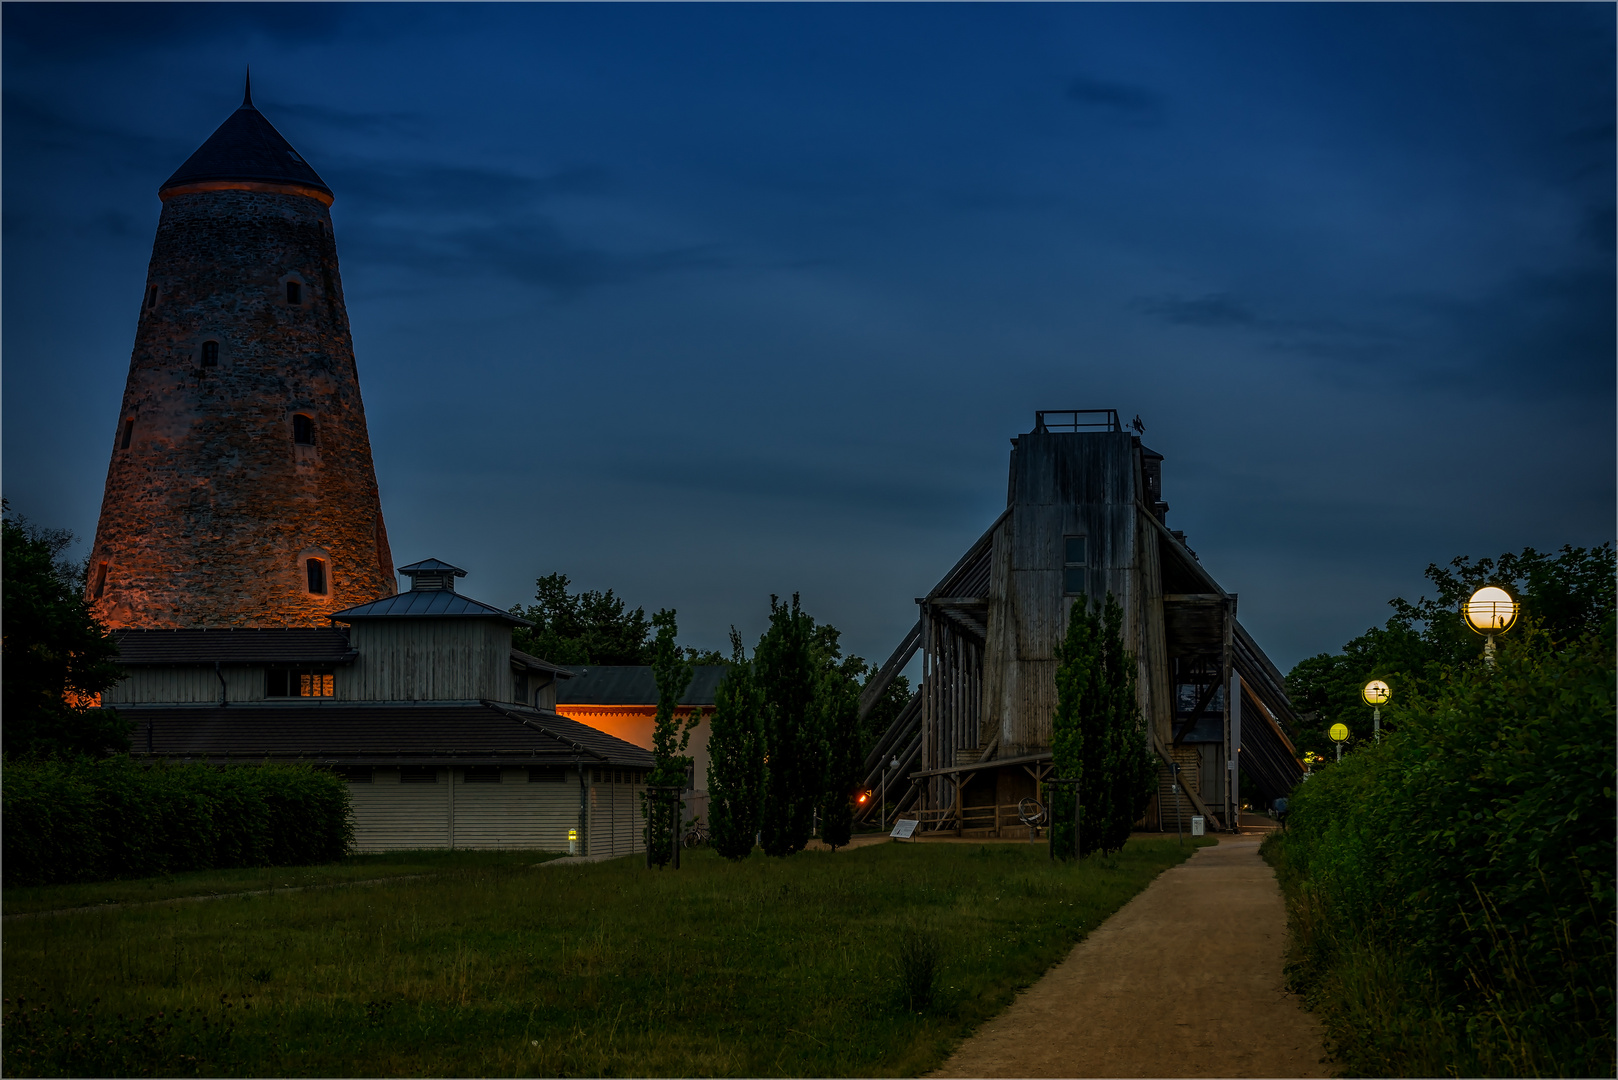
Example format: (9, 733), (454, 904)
(932, 836), (1327, 1079)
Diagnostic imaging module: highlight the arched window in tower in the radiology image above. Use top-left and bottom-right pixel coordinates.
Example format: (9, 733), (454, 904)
(93, 562), (109, 600)
(306, 557), (328, 596)
(201, 340), (219, 368)
(119, 419), (134, 450)
(292, 414), (315, 446)
(286, 281), (302, 305)
(146, 286), (158, 309)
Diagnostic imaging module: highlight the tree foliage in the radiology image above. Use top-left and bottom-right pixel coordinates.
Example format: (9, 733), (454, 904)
(511, 573), (655, 665)
(1286, 544), (1615, 758)
(706, 630), (766, 860)
(2, 503), (129, 759)
(1273, 621), (1615, 1076)
(1050, 594), (1155, 860)
(644, 609), (696, 867)
(756, 594), (822, 856)
(816, 655), (861, 852)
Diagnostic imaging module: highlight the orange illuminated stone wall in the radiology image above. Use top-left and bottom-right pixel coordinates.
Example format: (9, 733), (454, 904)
(87, 188), (394, 628)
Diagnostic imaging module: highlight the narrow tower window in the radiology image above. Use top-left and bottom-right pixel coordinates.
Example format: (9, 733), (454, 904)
(201, 341), (219, 368)
(93, 562), (109, 599)
(146, 286), (158, 309)
(119, 419), (134, 450)
(1063, 535), (1088, 596)
(306, 557), (328, 595)
(292, 414), (315, 445)
(286, 281), (302, 305)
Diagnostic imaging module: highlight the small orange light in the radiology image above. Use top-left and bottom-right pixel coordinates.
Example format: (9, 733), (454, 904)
(857, 792), (869, 803)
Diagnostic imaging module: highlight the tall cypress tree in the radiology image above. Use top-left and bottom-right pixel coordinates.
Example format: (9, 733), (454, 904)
(1096, 594), (1156, 855)
(644, 608), (695, 867)
(816, 663), (861, 851)
(756, 594), (819, 856)
(1051, 599), (1099, 860)
(706, 629), (765, 860)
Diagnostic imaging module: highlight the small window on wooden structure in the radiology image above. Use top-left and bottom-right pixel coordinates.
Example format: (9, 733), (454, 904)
(331, 765), (372, 784)
(286, 281), (302, 305)
(298, 671), (334, 697)
(306, 557), (327, 595)
(528, 766), (565, 783)
(292, 414), (315, 445)
(400, 766), (438, 784)
(201, 340), (219, 368)
(119, 419), (134, 450)
(93, 562), (109, 599)
(513, 674), (526, 703)
(463, 765), (501, 784)
(1063, 535), (1087, 596)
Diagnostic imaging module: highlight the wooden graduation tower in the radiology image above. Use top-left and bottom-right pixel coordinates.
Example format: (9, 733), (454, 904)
(86, 76), (395, 628)
(855, 410), (1303, 834)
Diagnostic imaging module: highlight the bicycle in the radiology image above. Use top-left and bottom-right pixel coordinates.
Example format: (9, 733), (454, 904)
(681, 823), (711, 848)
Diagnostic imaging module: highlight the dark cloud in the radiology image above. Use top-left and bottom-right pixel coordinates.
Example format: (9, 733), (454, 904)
(327, 163), (611, 212)
(1133, 292), (1258, 327)
(268, 103), (428, 139)
(2, 3), (357, 59)
(344, 215), (721, 294)
(1065, 74), (1163, 115)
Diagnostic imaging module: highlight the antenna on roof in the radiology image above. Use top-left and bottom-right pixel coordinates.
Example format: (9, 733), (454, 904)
(243, 67), (253, 108)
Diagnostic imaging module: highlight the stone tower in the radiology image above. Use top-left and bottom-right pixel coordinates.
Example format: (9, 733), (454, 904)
(86, 76), (395, 628)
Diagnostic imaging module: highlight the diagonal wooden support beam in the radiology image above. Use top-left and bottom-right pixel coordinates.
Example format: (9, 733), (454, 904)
(1172, 677), (1223, 746)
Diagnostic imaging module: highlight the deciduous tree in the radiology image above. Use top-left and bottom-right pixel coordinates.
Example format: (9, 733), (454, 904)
(706, 629), (764, 860)
(756, 594), (820, 856)
(644, 609), (695, 867)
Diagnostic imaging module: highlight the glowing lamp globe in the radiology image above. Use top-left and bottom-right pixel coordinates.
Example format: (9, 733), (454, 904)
(1464, 586), (1518, 635)
(1361, 680), (1391, 707)
(1329, 723), (1349, 743)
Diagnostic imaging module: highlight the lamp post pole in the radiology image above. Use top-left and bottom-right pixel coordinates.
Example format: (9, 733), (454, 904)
(1362, 680), (1391, 742)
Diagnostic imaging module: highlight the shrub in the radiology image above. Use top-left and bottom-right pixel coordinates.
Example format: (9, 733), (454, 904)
(895, 925), (942, 1011)
(1270, 626), (1615, 1076)
(2, 757), (353, 886)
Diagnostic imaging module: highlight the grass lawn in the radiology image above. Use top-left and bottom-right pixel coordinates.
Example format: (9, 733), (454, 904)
(1, 851), (562, 917)
(3, 836), (1212, 1077)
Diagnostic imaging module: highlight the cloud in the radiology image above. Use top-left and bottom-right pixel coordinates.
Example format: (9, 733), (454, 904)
(2, 3), (357, 59)
(327, 162), (611, 212)
(1065, 74), (1163, 116)
(1133, 292), (1258, 327)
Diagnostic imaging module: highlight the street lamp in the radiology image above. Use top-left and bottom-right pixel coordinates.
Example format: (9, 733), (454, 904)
(1464, 585), (1519, 666)
(1362, 679), (1390, 741)
(1329, 722), (1349, 762)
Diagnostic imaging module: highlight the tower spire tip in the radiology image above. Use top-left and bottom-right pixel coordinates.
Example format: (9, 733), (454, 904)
(243, 67), (253, 108)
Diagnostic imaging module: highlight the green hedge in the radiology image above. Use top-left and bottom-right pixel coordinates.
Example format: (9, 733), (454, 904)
(2, 758), (353, 886)
(1267, 628), (1614, 1077)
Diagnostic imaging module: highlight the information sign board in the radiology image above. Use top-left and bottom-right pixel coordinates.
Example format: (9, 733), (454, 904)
(890, 819), (919, 840)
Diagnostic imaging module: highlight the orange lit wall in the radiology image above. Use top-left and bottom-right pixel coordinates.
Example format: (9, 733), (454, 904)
(552, 704), (709, 752)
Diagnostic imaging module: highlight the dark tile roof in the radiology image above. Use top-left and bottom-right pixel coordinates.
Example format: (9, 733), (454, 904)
(329, 589), (532, 626)
(111, 628), (356, 667)
(511, 649), (575, 678)
(125, 701), (653, 767)
(556, 665), (728, 707)
(160, 90), (332, 198)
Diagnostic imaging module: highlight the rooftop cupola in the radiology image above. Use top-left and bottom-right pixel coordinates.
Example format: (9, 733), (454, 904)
(397, 559), (468, 593)
(158, 70), (334, 205)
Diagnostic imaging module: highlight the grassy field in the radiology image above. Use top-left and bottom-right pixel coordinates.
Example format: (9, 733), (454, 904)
(3, 836), (1211, 1077)
(1, 851), (560, 917)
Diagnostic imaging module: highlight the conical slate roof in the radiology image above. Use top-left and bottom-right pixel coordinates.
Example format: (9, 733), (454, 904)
(159, 74), (332, 199)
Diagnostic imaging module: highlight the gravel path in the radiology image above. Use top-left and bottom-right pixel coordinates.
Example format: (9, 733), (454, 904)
(932, 835), (1327, 1078)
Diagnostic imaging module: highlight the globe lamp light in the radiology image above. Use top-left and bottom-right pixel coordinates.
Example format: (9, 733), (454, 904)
(1464, 585), (1519, 666)
(1329, 722), (1349, 762)
(1362, 680), (1390, 741)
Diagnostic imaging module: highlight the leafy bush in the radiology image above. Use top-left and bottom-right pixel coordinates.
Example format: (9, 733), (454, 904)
(2, 758), (352, 886)
(1269, 626), (1615, 1076)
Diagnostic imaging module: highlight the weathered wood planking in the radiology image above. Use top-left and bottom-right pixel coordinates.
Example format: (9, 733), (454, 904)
(342, 619), (511, 702)
(350, 767), (586, 852)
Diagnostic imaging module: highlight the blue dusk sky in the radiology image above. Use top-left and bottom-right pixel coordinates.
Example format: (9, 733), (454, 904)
(3, 3), (1613, 672)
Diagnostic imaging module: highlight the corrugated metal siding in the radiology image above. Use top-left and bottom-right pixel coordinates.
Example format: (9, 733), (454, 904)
(341, 620), (510, 701)
(585, 776), (647, 857)
(350, 768), (586, 852)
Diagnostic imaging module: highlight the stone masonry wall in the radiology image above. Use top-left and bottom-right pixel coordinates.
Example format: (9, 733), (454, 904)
(87, 188), (395, 628)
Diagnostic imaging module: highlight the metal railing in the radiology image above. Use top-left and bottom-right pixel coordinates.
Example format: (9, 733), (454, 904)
(1035, 409), (1121, 433)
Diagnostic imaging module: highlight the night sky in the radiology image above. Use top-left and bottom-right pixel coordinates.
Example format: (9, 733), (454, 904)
(4, 3), (1613, 673)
